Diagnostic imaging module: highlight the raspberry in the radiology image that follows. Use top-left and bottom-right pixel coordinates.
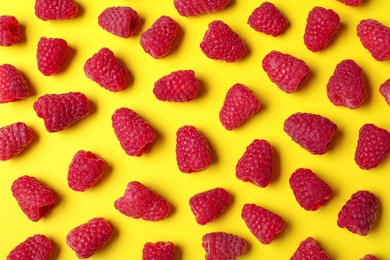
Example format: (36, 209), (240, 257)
(357, 19), (390, 61)
(84, 47), (130, 92)
(11, 175), (56, 222)
(98, 6), (140, 38)
(248, 2), (288, 37)
(284, 112), (337, 155)
(337, 190), (379, 236)
(35, 0), (78, 21)
(219, 83), (261, 130)
(289, 168), (332, 211)
(67, 150), (106, 192)
(200, 20), (246, 62)
(189, 187), (230, 225)
(176, 125), (211, 173)
(338, 0), (362, 6)
(0, 15), (21, 46)
(326, 59), (366, 109)
(361, 254), (378, 260)
(153, 70), (199, 102)
(262, 50), (311, 94)
(379, 79), (390, 106)
(174, 0), (230, 17)
(66, 217), (112, 259)
(7, 234), (53, 260)
(241, 203), (284, 244)
(114, 181), (171, 221)
(142, 242), (175, 260)
(236, 139), (273, 188)
(37, 37), (69, 76)
(140, 16), (178, 59)
(290, 237), (330, 260)
(0, 122), (33, 161)
(202, 232), (247, 260)
(354, 123), (390, 170)
(111, 107), (155, 156)
(0, 64), (29, 104)
(33, 92), (90, 133)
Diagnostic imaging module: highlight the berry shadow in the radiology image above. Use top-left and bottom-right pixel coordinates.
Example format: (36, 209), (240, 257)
(327, 128), (343, 153)
(195, 78), (208, 100)
(58, 45), (76, 75)
(18, 24), (27, 44)
(169, 23), (184, 57)
(174, 244), (183, 260)
(74, 2), (85, 19)
(93, 159), (113, 189)
(98, 220), (119, 255)
(325, 22), (346, 52)
(362, 68), (374, 108)
(50, 239), (61, 259)
(225, 0), (237, 10)
(270, 146), (282, 185)
(19, 68), (37, 98)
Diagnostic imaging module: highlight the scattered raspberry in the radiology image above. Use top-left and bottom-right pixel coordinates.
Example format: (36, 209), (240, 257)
(338, 0), (362, 6)
(290, 237), (330, 260)
(7, 234), (53, 260)
(33, 92), (90, 133)
(202, 232), (247, 260)
(142, 242), (175, 260)
(66, 217), (112, 259)
(284, 112), (337, 155)
(114, 181), (171, 221)
(357, 19), (390, 61)
(354, 123), (390, 170)
(219, 83), (261, 130)
(98, 6), (140, 38)
(35, 0), (78, 21)
(140, 16), (178, 59)
(174, 0), (230, 17)
(153, 70), (199, 102)
(11, 175), (56, 222)
(176, 125), (211, 173)
(0, 122), (33, 161)
(189, 187), (230, 225)
(361, 254), (378, 260)
(241, 203), (284, 244)
(262, 50), (311, 94)
(236, 139), (273, 188)
(248, 2), (288, 37)
(0, 15), (21, 46)
(67, 150), (106, 192)
(37, 37), (69, 76)
(112, 107), (155, 156)
(0, 64), (29, 103)
(379, 79), (390, 106)
(337, 190), (379, 236)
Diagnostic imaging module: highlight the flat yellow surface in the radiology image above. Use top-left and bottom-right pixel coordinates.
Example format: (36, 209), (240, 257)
(1, 0), (390, 259)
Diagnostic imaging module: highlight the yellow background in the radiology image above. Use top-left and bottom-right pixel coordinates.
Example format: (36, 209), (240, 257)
(1, 0), (389, 259)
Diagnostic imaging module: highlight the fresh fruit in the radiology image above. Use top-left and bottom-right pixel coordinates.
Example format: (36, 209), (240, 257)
(0, 122), (33, 161)
(35, 0), (78, 21)
(0, 15), (21, 46)
(0, 64), (29, 103)
(338, 0), (362, 6)
(290, 237), (330, 260)
(98, 6), (140, 38)
(248, 2), (288, 37)
(7, 234), (53, 260)
(357, 19), (390, 61)
(379, 79), (390, 106)
(142, 242), (175, 260)
(37, 37), (69, 76)
(202, 232), (247, 260)
(174, 0), (230, 17)
(361, 254), (378, 260)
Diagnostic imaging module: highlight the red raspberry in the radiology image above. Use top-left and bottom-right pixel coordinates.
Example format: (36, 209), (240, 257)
(361, 254), (378, 260)
(357, 19), (390, 61)
(142, 242), (175, 260)
(202, 232), (247, 260)
(176, 125), (211, 173)
(7, 234), (53, 260)
(262, 50), (311, 94)
(0, 64), (29, 103)
(140, 16), (178, 59)
(66, 217), (112, 259)
(289, 168), (332, 211)
(98, 6), (140, 38)
(112, 107), (155, 156)
(284, 112), (337, 155)
(219, 83), (261, 130)
(33, 92), (90, 133)
(84, 47), (130, 92)
(354, 123), (390, 170)
(326, 59), (366, 109)
(0, 122), (33, 161)
(11, 175), (56, 222)
(379, 79), (390, 106)
(67, 150), (106, 192)
(236, 139), (273, 188)
(35, 0), (78, 21)
(189, 187), (230, 225)
(200, 20), (246, 62)
(174, 0), (230, 17)
(114, 181), (171, 221)
(241, 203), (284, 244)
(248, 2), (288, 37)
(153, 70), (199, 102)
(338, 0), (362, 6)
(290, 237), (330, 260)
(37, 37), (69, 76)
(0, 15), (21, 46)
(337, 190), (379, 236)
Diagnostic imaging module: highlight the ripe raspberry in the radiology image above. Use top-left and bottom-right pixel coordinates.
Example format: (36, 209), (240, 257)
(140, 16), (178, 59)
(290, 237), (330, 260)
(0, 122), (33, 161)
(262, 50), (311, 94)
(176, 125), (211, 173)
(66, 217), (112, 259)
(153, 70), (199, 102)
(202, 232), (247, 260)
(112, 107), (155, 156)
(338, 0), (362, 6)
(357, 19), (390, 62)
(35, 0), (78, 21)
(304, 6), (340, 52)
(236, 139), (273, 188)
(11, 175), (56, 222)
(354, 123), (390, 170)
(0, 64), (29, 103)
(84, 47), (130, 92)
(337, 190), (379, 236)
(142, 242), (175, 260)
(189, 187), (230, 225)
(241, 203), (284, 244)
(219, 83), (261, 130)
(7, 234), (53, 260)
(0, 15), (21, 46)
(200, 20), (246, 62)
(174, 0), (230, 17)
(114, 181), (171, 221)
(361, 254), (377, 260)
(284, 112), (337, 155)
(67, 150), (105, 192)
(248, 2), (288, 37)
(379, 79), (390, 106)
(98, 6), (140, 38)
(327, 59), (366, 109)
(289, 168), (332, 211)
(33, 92), (90, 133)
(37, 37), (69, 76)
